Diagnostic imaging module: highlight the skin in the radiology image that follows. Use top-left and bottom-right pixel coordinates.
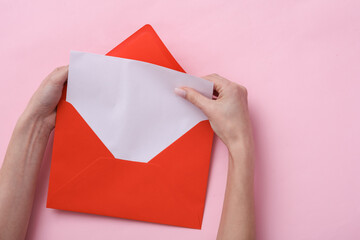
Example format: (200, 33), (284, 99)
(0, 66), (68, 240)
(178, 74), (255, 240)
(0, 68), (254, 240)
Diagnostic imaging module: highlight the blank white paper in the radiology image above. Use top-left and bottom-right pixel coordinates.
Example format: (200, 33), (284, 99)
(66, 51), (213, 163)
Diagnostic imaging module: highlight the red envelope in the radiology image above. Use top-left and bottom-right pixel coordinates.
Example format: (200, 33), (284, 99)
(47, 24), (214, 229)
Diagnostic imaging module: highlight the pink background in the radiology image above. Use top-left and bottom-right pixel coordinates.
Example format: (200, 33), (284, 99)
(1, 0), (360, 239)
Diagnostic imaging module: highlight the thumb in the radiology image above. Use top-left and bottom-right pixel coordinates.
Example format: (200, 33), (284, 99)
(175, 87), (211, 112)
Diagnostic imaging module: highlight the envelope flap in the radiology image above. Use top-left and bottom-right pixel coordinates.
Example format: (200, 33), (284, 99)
(107, 25), (184, 72)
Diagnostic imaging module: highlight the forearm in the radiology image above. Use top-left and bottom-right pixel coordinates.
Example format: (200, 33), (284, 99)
(217, 139), (255, 240)
(0, 109), (51, 240)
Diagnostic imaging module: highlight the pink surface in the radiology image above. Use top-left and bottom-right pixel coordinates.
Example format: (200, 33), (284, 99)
(1, 0), (360, 239)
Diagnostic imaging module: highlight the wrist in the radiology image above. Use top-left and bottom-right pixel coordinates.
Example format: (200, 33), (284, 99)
(226, 132), (254, 165)
(226, 138), (255, 182)
(225, 130), (254, 153)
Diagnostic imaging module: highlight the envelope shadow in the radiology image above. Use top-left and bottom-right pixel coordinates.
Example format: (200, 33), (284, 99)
(204, 135), (221, 194)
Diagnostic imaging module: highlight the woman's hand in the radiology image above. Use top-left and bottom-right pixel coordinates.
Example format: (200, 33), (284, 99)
(175, 73), (253, 149)
(23, 66), (68, 132)
(0, 66), (68, 240)
(176, 74), (256, 240)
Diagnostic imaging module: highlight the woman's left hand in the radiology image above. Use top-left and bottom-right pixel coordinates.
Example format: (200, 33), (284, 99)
(23, 66), (68, 132)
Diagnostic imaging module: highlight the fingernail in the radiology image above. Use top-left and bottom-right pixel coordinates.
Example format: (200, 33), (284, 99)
(174, 88), (187, 98)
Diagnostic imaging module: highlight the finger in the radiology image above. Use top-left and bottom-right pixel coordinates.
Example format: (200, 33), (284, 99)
(202, 73), (229, 94)
(175, 87), (211, 112)
(46, 65), (69, 86)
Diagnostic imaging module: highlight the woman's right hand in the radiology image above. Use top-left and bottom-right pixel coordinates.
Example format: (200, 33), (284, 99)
(175, 74), (253, 150)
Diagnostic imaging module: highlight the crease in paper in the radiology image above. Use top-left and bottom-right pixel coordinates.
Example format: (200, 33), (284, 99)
(67, 51), (213, 163)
